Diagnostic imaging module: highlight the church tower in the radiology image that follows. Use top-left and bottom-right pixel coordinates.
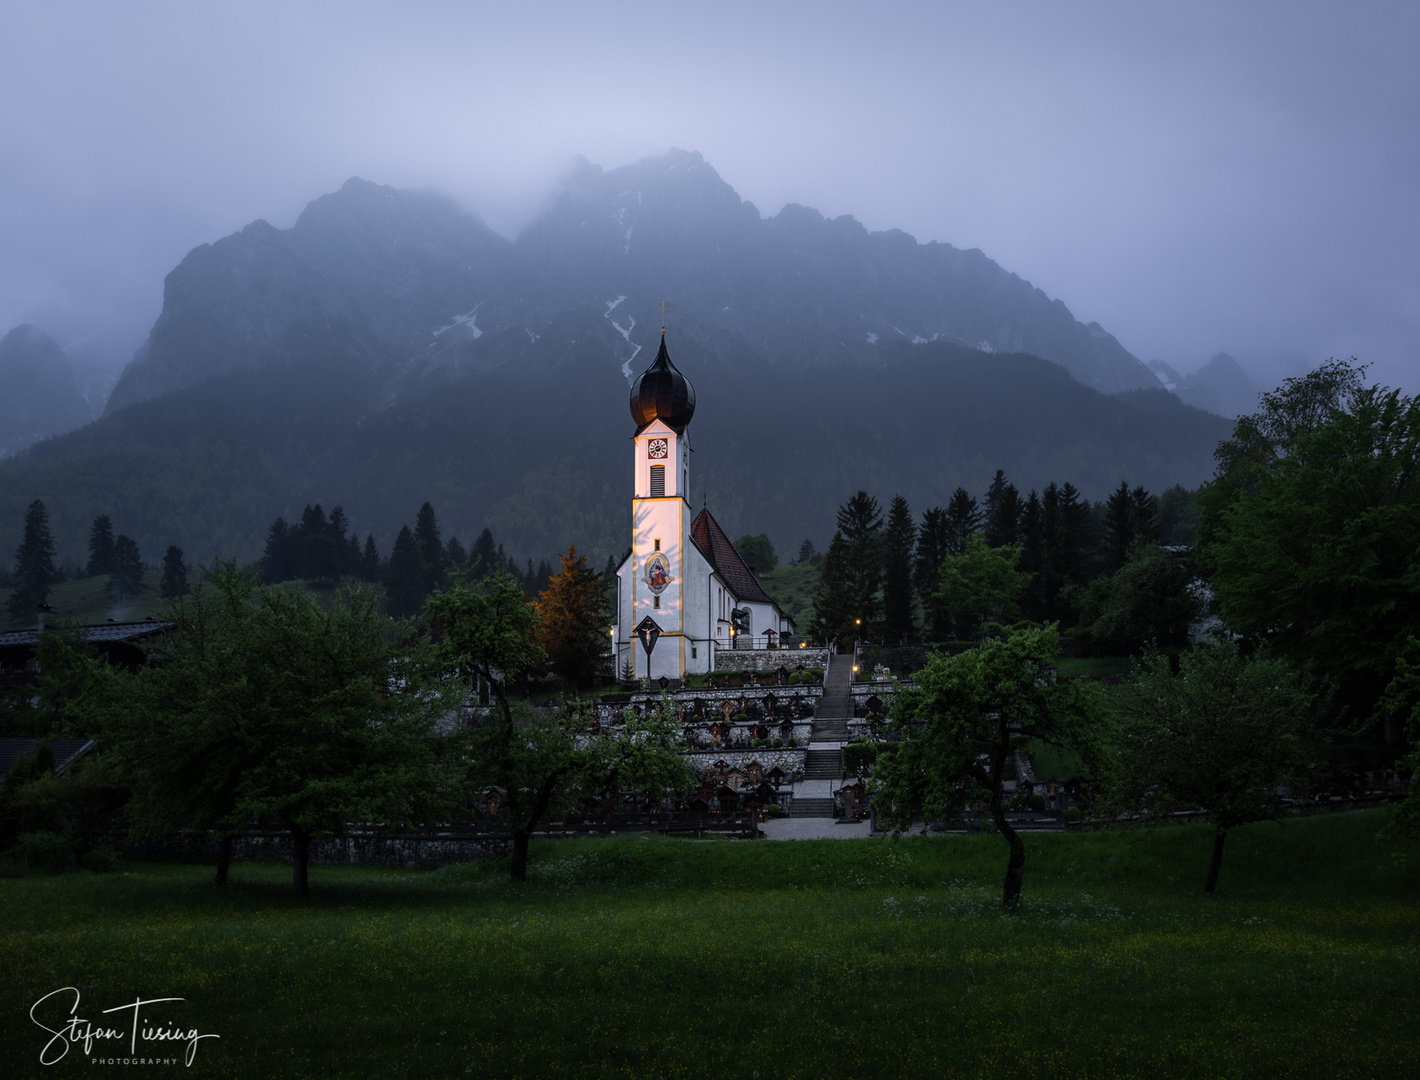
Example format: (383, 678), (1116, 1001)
(625, 331), (695, 679)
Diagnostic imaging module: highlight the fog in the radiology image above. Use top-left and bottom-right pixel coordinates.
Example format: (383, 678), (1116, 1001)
(3, 0), (1417, 394)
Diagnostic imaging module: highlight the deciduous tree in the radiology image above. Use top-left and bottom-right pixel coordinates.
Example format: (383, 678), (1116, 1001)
(874, 624), (1104, 904)
(1109, 640), (1313, 893)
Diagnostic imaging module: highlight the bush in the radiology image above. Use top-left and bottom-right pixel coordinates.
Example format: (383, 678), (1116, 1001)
(1066, 806), (1083, 823)
(11, 830), (75, 873)
(1028, 794), (1047, 812)
(772, 737), (783, 748)
(765, 803), (784, 817)
(788, 737), (799, 748)
(843, 742), (878, 774)
(82, 846), (124, 873)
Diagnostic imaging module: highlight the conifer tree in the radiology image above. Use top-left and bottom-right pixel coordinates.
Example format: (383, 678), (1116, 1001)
(161, 545), (189, 598)
(809, 532), (857, 647)
(470, 528), (498, 579)
(837, 491), (883, 630)
(796, 538), (816, 564)
(1104, 482), (1161, 572)
(299, 504), (339, 583)
(361, 535), (380, 581)
(1018, 491), (1045, 620)
(261, 518), (297, 584)
(385, 526), (424, 618)
(535, 546), (610, 690)
(413, 502), (444, 594)
(87, 514), (116, 577)
(9, 499), (58, 622)
(915, 507), (952, 640)
(107, 535), (145, 603)
(943, 487), (984, 555)
(445, 535), (468, 570)
(984, 471), (1022, 548)
(882, 495), (917, 642)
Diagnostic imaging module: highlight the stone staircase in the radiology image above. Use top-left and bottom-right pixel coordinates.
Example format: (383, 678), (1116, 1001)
(803, 748), (843, 779)
(809, 653), (854, 741)
(789, 797), (835, 818)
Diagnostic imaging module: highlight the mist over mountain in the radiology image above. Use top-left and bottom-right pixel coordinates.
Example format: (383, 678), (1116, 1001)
(2, 150), (1233, 568)
(1148, 352), (1259, 418)
(109, 149), (1160, 417)
(0, 324), (93, 458)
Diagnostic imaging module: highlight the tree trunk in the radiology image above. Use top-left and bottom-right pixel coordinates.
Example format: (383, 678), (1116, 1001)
(988, 798), (1027, 906)
(214, 835), (233, 886)
(510, 831), (530, 882)
(290, 823), (310, 897)
(1204, 827), (1227, 894)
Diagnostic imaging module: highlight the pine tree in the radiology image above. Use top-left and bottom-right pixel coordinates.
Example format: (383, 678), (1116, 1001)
(1018, 490), (1045, 620)
(796, 538), (816, 565)
(161, 545), (189, 598)
(299, 504), (339, 583)
(445, 535), (468, 571)
(327, 506), (352, 577)
(882, 495), (917, 643)
(1104, 482), (1160, 572)
(984, 471), (1022, 548)
(915, 506), (952, 640)
(107, 535), (145, 603)
(413, 502), (444, 594)
(87, 514), (116, 577)
(470, 528), (498, 580)
(385, 526), (424, 618)
(361, 535), (380, 581)
(809, 533), (857, 647)
(837, 491), (884, 631)
(944, 487), (984, 554)
(9, 499), (58, 622)
(261, 518), (297, 584)
(535, 546), (610, 690)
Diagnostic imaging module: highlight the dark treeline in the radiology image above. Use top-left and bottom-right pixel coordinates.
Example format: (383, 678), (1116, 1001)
(809, 472), (1200, 648)
(260, 500), (553, 618)
(4, 502), (193, 624)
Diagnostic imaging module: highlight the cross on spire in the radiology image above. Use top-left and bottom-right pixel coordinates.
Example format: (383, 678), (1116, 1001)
(655, 296), (673, 334)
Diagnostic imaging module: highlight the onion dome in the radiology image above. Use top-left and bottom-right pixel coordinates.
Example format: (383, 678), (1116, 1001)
(630, 333), (696, 433)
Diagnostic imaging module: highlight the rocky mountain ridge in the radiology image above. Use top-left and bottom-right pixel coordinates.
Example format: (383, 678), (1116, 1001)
(108, 149), (1162, 416)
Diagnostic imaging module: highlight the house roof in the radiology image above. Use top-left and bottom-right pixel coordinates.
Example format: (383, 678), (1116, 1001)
(689, 508), (776, 605)
(0, 738), (96, 779)
(0, 620), (173, 649)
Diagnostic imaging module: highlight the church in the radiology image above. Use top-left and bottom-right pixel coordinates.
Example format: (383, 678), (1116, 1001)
(611, 332), (794, 680)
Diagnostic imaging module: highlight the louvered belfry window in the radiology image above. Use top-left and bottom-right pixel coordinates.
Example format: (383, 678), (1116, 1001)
(650, 465), (666, 497)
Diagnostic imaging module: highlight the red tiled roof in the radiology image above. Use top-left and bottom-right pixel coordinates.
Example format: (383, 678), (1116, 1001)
(690, 508), (776, 605)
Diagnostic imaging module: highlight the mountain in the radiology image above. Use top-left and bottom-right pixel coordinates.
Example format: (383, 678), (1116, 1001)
(1, 151), (1230, 569)
(1148, 352), (1258, 418)
(109, 149), (1159, 417)
(0, 325), (93, 458)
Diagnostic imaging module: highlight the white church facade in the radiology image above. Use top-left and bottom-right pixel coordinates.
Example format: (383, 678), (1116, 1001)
(611, 333), (793, 680)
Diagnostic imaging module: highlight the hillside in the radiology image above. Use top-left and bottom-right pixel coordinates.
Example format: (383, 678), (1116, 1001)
(0, 338), (1231, 571)
(0, 151), (1233, 568)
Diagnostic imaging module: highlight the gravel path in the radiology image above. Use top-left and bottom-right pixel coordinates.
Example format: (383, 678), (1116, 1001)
(761, 817), (874, 840)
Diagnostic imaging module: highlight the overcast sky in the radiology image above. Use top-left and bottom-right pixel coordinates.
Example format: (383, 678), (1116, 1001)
(3, 0), (1417, 393)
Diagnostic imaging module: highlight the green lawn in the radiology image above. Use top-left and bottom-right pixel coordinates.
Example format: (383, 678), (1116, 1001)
(2, 811), (1416, 1078)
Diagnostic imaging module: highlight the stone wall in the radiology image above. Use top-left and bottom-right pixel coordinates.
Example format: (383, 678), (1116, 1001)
(686, 748), (808, 783)
(595, 684), (822, 727)
(713, 648), (831, 672)
(121, 830), (512, 869)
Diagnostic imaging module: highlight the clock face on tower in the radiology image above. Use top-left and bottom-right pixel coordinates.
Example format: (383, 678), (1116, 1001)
(647, 438), (669, 459)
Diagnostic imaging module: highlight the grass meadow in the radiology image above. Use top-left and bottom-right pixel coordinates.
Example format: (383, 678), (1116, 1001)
(1, 810), (1416, 1079)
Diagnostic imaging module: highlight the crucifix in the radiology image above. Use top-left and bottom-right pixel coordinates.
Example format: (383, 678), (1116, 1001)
(655, 295), (673, 332)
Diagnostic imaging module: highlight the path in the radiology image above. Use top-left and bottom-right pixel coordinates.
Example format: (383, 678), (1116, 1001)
(776, 652), (858, 833)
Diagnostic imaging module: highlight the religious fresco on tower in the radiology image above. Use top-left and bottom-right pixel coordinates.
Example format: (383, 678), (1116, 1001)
(642, 552), (674, 595)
